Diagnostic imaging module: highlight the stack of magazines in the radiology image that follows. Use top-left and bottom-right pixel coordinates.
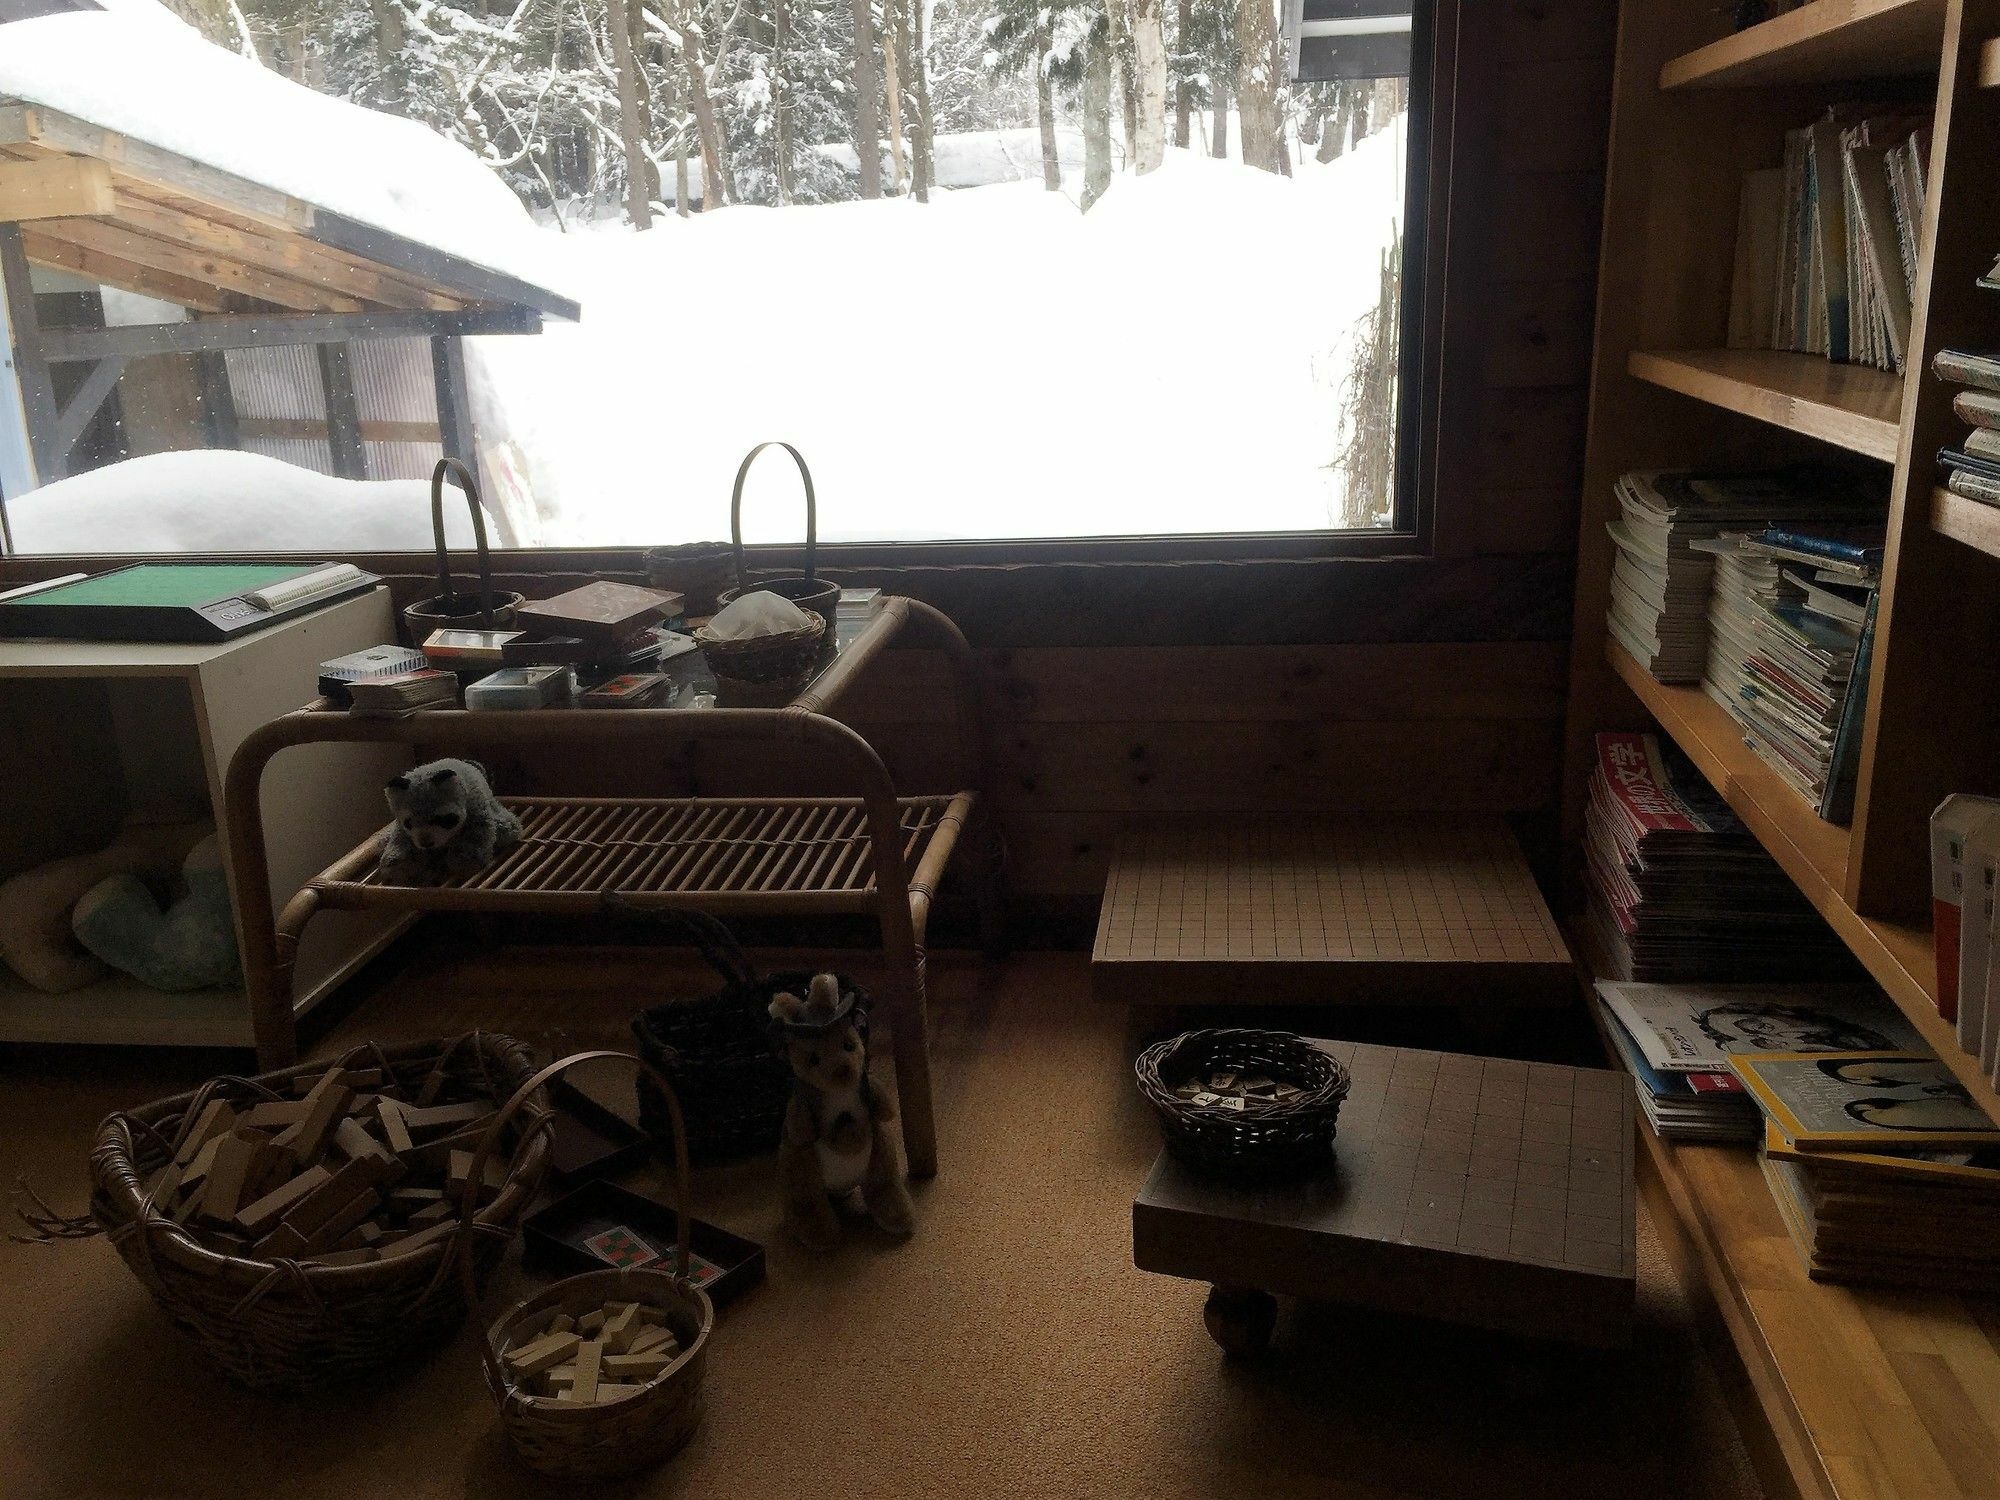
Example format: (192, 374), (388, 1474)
(1699, 525), (1883, 822)
(1733, 1051), (2000, 1289)
(1933, 348), (2000, 507)
(1583, 732), (1857, 983)
(1607, 469), (1882, 686)
(1596, 980), (1920, 1144)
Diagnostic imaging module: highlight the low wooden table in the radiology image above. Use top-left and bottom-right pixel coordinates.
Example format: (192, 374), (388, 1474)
(1132, 1041), (1635, 1352)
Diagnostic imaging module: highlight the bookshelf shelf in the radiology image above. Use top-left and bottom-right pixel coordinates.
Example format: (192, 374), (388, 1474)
(1930, 484), (2000, 556)
(1978, 34), (2000, 85)
(1628, 349), (1904, 461)
(1575, 988), (2000, 1500)
(1660, 0), (1948, 91)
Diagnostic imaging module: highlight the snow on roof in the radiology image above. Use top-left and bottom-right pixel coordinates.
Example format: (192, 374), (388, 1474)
(0, 2), (566, 295)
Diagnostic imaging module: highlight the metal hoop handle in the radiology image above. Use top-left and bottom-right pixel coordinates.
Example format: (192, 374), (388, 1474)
(430, 457), (499, 628)
(453, 1050), (694, 1394)
(728, 442), (817, 596)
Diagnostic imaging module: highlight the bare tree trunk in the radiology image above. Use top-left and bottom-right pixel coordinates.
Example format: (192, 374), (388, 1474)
(1211, 80), (1229, 159)
(665, 62), (692, 216)
(1129, 0), (1167, 173)
(851, 0), (883, 198)
(629, 0), (663, 205)
(884, 0), (909, 193)
(1318, 83), (1355, 161)
(1234, 0), (1280, 173)
(1172, 0), (1190, 149)
(607, 0), (655, 227)
(774, 0), (794, 203)
(1108, 0), (1137, 170)
(910, 0), (935, 201)
(1034, 24), (1061, 190)
(1081, 37), (1113, 210)
(368, 0), (404, 73)
(669, 0), (735, 205)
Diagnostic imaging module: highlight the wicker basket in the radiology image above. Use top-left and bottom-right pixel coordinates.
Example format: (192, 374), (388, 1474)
(711, 441), (842, 629)
(693, 611), (826, 694)
(624, 906), (865, 1163)
(644, 542), (734, 616)
(87, 1032), (552, 1391)
(464, 1051), (713, 1481)
(1135, 1028), (1352, 1182)
(402, 457), (525, 638)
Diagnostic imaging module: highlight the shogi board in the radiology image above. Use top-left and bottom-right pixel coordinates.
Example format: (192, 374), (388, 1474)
(1132, 1042), (1636, 1347)
(1092, 816), (1572, 1007)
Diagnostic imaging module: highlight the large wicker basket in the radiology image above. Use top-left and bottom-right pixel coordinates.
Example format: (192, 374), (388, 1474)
(1135, 1028), (1352, 1181)
(87, 1032), (552, 1391)
(625, 906), (864, 1162)
(464, 1051), (713, 1481)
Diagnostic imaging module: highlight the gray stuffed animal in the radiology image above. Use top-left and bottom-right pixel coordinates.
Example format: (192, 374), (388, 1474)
(378, 758), (521, 885)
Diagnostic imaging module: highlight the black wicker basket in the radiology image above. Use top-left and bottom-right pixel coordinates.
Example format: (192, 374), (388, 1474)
(1135, 1028), (1351, 1181)
(620, 905), (868, 1163)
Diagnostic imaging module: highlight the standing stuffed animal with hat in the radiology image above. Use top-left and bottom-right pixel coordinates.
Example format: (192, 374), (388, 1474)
(769, 974), (913, 1248)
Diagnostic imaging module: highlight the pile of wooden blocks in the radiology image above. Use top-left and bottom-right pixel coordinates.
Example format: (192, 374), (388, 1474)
(145, 1063), (508, 1266)
(502, 1300), (683, 1403)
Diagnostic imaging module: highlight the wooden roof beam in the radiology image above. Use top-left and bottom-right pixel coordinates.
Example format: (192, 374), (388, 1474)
(33, 216), (363, 312)
(0, 157), (114, 221)
(36, 304), (542, 360)
(17, 225), (230, 312)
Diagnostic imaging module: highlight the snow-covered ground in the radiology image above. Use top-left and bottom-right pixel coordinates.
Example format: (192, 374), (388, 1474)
(477, 122), (1407, 545)
(4, 451), (493, 554)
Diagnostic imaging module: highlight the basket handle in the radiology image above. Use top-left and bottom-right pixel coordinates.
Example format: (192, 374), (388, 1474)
(431, 457), (499, 628)
(728, 442), (817, 596)
(600, 897), (757, 990)
(453, 1050), (694, 1393)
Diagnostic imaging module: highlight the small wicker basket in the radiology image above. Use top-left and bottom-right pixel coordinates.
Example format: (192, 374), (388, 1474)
(711, 441), (842, 629)
(86, 1033), (551, 1391)
(461, 1051), (713, 1481)
(402, 457), (524, 638)
(624, 906), (865, 1162)
(693, 610), (826, 694)
(1135, 1028), (1352, 1182)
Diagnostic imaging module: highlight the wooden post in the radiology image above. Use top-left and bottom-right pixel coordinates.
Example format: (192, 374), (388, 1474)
(431, 333), (473, 464)
(0, 224), (58, 495)
(52, 355), (126, 460)
(195, 350), (239, 447)
(317, 341), (367, 479)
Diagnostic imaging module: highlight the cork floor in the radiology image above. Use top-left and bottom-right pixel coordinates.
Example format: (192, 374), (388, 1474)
(0, 947), (1763, 1499)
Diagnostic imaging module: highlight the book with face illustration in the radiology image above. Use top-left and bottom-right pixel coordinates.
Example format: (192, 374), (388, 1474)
(1730, 1051), (2000, 1149)
(1596, 982), (1921, 1073)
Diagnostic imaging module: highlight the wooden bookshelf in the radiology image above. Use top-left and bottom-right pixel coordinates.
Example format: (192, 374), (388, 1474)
(1660, 0), (1948, 91)
(1931, 483), (2000, 555)
(1566, 4), (2000, 1489)
(1628, 349), (1905, 462)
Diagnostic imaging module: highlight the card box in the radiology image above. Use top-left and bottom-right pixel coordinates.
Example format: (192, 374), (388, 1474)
(523, 1181), (766, 1308)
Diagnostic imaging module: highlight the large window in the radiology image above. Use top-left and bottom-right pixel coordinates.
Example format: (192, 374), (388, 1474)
(0, 0), (1423, 554)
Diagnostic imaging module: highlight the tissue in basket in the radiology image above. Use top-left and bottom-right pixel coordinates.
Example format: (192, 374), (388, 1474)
(693, 590), (826, 688)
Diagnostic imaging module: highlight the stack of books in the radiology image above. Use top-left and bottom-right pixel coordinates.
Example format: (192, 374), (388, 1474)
(1583, 732), (1857, 983)
(1933, 349), (2000, 508)
(1606, 469), (1875, 685)
(1732, 1050), (2000, 1289)
(1698, 525), (1884, 822)
(1596, 979), (1921, 1143)
(1729, 111), (1927, 373)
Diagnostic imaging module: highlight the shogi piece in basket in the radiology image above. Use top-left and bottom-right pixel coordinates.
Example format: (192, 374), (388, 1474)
(468, 1052), (713, 1481)
(1135, 1028), (1353, 1182)
(627, 907), (864, 1162)
(87, 1033), (551, 1391)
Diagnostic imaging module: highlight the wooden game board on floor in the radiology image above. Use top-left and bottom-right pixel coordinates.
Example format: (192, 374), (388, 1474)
(1092, 816), (1572, 1007)
(1133, 1041), (1636, 1349)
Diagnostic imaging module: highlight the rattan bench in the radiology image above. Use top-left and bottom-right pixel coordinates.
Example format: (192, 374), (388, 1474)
(222, 598), (998, 1178)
